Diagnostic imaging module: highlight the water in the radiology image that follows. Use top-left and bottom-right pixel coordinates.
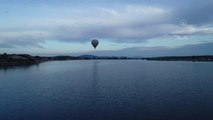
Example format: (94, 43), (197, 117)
(0, 60), (213, 120)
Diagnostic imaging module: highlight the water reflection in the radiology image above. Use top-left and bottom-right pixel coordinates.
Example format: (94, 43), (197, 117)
(92, 60), (98, 92)
(89, 60), (99, 118)
(0, 64), (39, 70)
(1, 61), (212, 120)
(0, 63), (41, 74)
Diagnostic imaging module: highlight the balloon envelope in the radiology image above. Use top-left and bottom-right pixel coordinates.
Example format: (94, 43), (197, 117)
(91, 39), (99, 49)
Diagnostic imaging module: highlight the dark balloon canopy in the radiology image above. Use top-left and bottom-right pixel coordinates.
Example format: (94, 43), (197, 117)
(91, 39), (99, 49)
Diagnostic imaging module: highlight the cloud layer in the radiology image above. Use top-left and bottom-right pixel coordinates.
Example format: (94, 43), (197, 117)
(80, 42), (213, 57)
(0, 0), (213, 51)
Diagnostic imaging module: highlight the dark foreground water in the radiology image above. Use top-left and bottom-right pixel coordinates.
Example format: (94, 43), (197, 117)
(0, 60), (213, 120)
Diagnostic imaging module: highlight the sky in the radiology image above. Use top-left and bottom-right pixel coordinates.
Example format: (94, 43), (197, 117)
(0, 0), (213, 57)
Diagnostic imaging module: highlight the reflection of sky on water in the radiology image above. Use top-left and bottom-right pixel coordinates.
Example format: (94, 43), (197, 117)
(0, 61), (213, 120)
(92, 61), (98, 88)
(89, 60), (99, 118)
(0, 64), (39, 74)
(92, 60), (99, 96)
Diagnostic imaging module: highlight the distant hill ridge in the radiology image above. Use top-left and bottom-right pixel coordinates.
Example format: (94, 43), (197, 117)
(1, 53), (213, 67)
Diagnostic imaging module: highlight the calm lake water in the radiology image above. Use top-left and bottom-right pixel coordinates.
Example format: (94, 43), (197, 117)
(0, 60), (213, 120)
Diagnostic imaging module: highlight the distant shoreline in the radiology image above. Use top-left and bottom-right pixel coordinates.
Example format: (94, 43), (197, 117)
(0, 54), (45, 67)
(1, 54), (213, 67)
(143, 55), (213, 62)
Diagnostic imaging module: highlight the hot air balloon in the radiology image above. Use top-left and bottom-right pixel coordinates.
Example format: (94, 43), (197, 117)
(91, 39), (99, 49)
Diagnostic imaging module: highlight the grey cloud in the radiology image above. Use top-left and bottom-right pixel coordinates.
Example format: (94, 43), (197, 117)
(49, 5), (172, 43)
(0, 34), (45, 48)
(51, 23), (176, 43)
(0, 40), (44, 48)
(49, 4), (213, 43)
(76, 42), (213, 57)
(0, 43), (14, 48)
(1, 3), (213, 47)
(173, 0), (213, 25)
(0, 30), (48, 48)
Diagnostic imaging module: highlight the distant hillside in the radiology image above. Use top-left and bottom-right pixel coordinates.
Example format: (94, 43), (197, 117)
(144, 55), (213, 61)
(78, 55), (97, 59)
(0, 54), (46, 67)
(0, 54), (138, 67)
(1, 53), (213, 67)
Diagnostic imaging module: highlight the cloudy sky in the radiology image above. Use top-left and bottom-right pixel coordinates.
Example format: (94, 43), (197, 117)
(0, 0), (213, 56)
